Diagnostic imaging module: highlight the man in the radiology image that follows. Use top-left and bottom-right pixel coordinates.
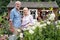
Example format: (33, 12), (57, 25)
(9, 1), (22, 40)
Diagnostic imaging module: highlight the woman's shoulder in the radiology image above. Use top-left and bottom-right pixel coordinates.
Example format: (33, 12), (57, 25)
(29, 15), (33, 17)
(28, 15), (33, 19)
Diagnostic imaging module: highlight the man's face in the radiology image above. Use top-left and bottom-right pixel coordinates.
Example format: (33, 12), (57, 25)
(15, 3), (21, 10)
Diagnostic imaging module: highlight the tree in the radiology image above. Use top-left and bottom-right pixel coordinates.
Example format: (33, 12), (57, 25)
(56, 0), (60, 7)
(0, 0), (10, 14)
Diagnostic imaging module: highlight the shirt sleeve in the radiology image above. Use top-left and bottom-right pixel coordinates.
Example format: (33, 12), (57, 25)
(10, 10), (14, 21)
(29, 15), (34, 25)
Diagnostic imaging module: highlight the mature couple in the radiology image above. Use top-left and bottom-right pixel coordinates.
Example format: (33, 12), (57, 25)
(9, 1), (34, 40)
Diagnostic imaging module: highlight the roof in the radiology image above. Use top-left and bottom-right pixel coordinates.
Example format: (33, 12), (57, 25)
(7, 1), (58, 8)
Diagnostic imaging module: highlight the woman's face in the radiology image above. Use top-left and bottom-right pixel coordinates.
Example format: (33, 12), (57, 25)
(23, 8), (29, 15)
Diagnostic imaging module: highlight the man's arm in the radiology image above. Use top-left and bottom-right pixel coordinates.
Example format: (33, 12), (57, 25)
(9, 10), (14, 31)
(9, 20), (13, 28)
(9, 10), (14, 26)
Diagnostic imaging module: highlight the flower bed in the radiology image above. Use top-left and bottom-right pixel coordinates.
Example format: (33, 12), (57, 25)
(0, 12), (60, 40)
(19, 20), (60, 40)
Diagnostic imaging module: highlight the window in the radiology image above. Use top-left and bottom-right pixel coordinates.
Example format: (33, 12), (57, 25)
(19, 9), (38, 19)
(29, 9), (38, 19)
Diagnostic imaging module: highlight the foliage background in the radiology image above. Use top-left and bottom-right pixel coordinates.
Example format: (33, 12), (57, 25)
(0, 0), (60, 40)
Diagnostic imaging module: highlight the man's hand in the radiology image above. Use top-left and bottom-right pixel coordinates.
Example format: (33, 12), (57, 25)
(9, 20), (15, 33)
(9, 27), (15, 33)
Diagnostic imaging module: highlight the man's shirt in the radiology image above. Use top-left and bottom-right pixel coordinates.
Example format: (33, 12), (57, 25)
(10, 8), (21, 28)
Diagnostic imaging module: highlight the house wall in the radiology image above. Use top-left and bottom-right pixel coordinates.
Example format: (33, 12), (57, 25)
(7, 8), (12, 19)
(37, 8), (58, 20)
(53, 8), (58, 20)
(7, 8), (58, 20)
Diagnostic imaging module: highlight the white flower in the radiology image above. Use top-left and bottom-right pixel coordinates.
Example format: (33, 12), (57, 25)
(29, 29), (34, 34)
(1, 35), (3, 36)
(42, 23), (47, 27)
(27, 26), (31, 30)
(43, 26), (46, 29)
(47, 21), (51, 25)
(31, 26), (36, 30)
(20, 33), (23, 38)
(17, 29), (21, 32)
(38, 23), (47, 29)
(56, 25), (60, 29)
(35, 22), (40, 26)
(55, 21), (58, 24)
(48, 13), (55, 21)
(39, 24), (43, 27)
(58, 20), (60, 23)
(39, 23), (47, 28)
(56, 25), (60, 28)
(44, 20), (47, 22)
(23, 28), (27, 31)
(33, 19), (37, 24)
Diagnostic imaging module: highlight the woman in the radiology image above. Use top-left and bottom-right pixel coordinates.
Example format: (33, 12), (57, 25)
(21, 7), (34, 28)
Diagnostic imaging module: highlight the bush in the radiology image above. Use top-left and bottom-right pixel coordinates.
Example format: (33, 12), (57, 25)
(0, 12), (12, 36)
(19, 20), (60, 40)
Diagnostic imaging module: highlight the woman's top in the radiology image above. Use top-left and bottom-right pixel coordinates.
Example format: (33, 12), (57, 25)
(21, 15), (34, 27)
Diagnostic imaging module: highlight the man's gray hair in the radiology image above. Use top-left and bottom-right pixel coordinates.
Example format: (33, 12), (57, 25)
(15, 1), (21, 5)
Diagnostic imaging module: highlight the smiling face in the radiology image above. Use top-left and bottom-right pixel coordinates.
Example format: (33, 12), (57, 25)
(15, 1), (21, 10)
(23, 7), (29, 15)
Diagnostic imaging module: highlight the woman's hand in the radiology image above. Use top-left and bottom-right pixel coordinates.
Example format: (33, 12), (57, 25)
(27, 23), (33, 27)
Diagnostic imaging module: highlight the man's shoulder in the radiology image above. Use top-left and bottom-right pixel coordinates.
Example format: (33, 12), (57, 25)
(11, 8), (16, 12)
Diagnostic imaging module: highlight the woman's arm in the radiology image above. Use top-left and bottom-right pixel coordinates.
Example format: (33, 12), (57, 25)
(28, 15), (34, 26)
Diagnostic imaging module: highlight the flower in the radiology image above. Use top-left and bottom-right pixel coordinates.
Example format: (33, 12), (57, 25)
(55, 21), (58, 24)
(23, 28), (27, 31)
(56, 25), (60, 28)
(40, 23), (47, 27)
(39, 24), (43, 27)
(47, 21), (51, 25)
(27, 26), (32, 30)
(29, 29), (34, 34)
(31, 26), (36, 30)
(58, 20), (60, 23)
(56, 25), (60, 29)
(17, 29), (21, 32)
(48, 13), (55, 21)
(43, 23), (47, 26)
(20, 33), (23, 38)
(1, 34), (3, 36)
(35, 22), (40, 26)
